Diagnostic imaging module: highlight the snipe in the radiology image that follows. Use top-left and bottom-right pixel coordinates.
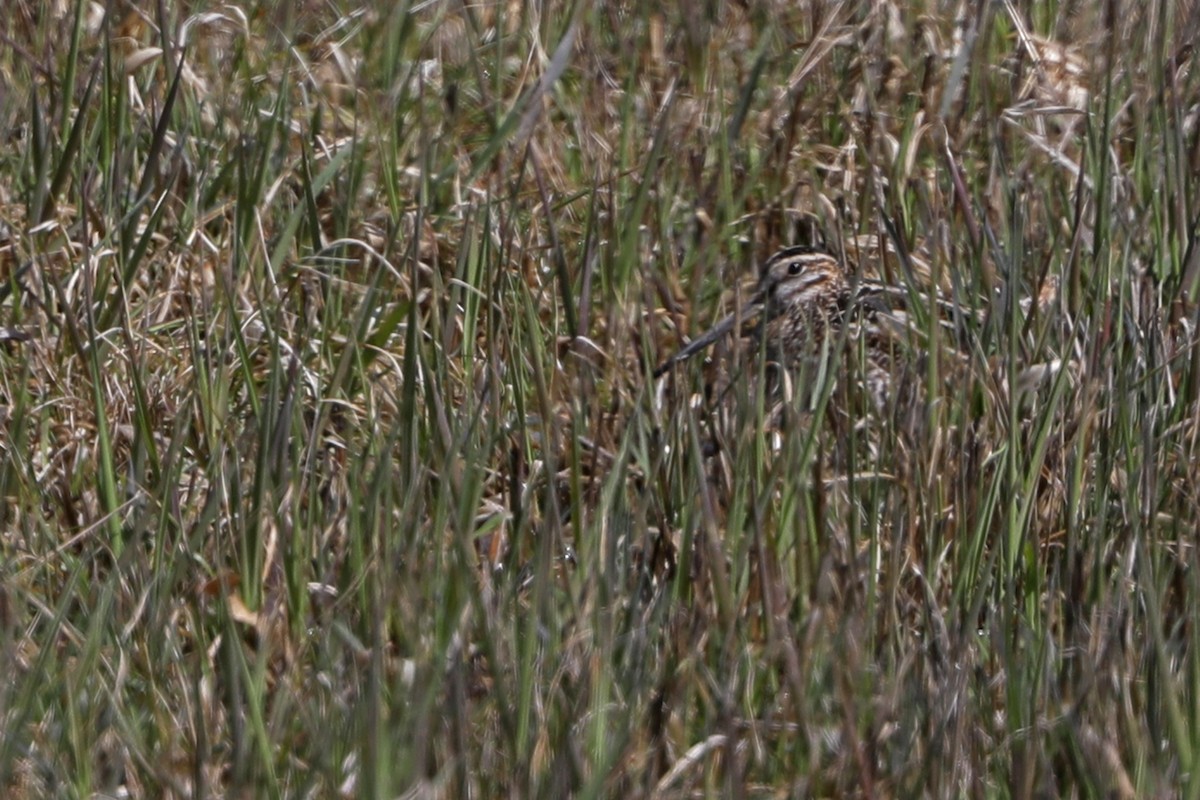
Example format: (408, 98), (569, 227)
(654, 244), (882, 382)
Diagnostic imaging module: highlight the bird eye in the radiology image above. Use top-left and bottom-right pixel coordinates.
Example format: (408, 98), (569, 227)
(787, 261), (803, 275)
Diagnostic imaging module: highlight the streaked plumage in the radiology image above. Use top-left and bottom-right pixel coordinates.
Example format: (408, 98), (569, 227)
(654, 245), (884, 381)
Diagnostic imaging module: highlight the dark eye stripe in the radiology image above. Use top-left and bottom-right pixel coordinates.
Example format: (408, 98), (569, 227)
(770, 251), (833, 268)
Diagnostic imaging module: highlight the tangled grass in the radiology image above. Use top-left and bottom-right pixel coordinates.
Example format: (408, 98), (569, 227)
(2, 1), (1199, 796)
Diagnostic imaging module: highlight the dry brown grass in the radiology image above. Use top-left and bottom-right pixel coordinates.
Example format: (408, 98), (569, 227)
(2, 0), (1200, 797)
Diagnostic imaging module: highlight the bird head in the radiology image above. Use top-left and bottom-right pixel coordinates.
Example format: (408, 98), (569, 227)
(755, 246), (847, 316)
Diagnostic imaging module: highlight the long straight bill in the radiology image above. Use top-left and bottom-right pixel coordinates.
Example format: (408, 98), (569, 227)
(653, 302), (765, 378)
